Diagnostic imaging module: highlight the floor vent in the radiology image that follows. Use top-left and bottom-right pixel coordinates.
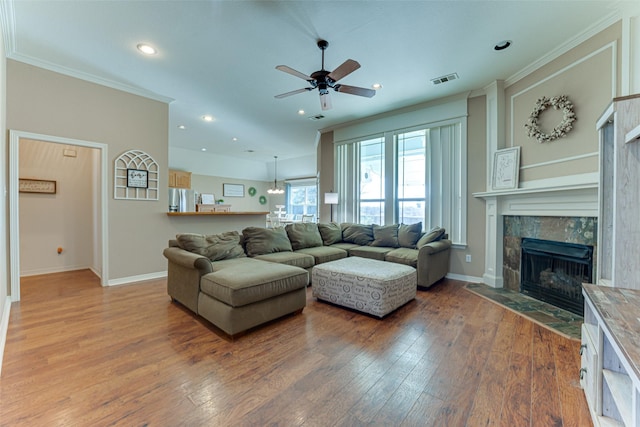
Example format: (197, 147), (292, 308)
(431, 73), (459, 85)
(309, 114), (325, 121)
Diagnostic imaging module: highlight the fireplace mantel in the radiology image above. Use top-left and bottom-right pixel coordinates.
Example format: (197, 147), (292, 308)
(474, 173), (599, 287)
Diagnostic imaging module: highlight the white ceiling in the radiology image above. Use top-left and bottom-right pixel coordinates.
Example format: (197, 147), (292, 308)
(3, 1), (631, 163)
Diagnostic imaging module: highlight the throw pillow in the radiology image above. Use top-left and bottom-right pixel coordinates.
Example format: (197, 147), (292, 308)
(176, 231), (246, 262)
(285, 222), (323, 250)
(242, 227), (293, 257)
(398, 222), (423, 248)
(371, 224), (399, 247)
(317, 222), (343, 245)
(341, 223), (374, 246)
(416, 227), (446, 248)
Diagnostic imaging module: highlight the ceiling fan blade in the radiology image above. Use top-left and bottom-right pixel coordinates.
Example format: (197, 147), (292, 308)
(275, 65), (313, 81)
(327, 59), (360, 82)
(320, 92), (333, 110)
(274, 88), (312, 99)
(335, 84), (376, 98)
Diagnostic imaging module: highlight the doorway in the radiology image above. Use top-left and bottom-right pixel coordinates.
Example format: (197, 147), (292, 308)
(9, 130), (109, 301)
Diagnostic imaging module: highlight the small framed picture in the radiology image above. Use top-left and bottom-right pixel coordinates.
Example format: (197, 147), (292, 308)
(223, 183), (245, 197)
(127, 169), (148, 188)
(492, 147), (520, 191)
(19, 178), (57, 194)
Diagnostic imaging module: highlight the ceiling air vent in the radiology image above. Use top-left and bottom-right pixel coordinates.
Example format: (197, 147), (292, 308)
(431, 73), (459, 85)
(309, 114), (325, 121)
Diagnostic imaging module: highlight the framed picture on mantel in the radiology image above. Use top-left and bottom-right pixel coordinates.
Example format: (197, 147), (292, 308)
(492, 147), (520, 191)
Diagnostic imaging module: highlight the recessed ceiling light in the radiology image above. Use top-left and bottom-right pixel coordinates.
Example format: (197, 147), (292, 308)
(201, 148), (207, 152)
(202, 115), (214, 122)
(298, 109), (305, 115)
(177, 125), (186, 130)
(137, 43), (157, 55)
(494, 40), (512, 51)
(372, 83), (383, 90)
(232, 137), (238, 142)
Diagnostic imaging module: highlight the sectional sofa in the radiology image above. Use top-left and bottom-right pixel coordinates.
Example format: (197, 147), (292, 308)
(163, 222), (451, 336)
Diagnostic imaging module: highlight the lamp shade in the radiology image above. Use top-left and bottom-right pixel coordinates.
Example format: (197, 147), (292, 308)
(324, 192), (339, 205)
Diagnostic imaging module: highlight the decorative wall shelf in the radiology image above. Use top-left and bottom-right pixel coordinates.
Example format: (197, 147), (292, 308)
(114, 150), (159, 200)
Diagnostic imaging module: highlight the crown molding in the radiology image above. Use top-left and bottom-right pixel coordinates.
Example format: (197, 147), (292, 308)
(0, 0), (16, 54)
(505, 9), (622, 87)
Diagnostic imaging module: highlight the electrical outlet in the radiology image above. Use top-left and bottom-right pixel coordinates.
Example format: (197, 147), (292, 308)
(465, 254), (472, 263)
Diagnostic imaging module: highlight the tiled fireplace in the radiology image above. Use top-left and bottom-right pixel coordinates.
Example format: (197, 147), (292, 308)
(503, 216), (597, 315)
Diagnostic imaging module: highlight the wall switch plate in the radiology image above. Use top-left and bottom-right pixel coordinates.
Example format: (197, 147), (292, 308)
(465, 254), (472, 263)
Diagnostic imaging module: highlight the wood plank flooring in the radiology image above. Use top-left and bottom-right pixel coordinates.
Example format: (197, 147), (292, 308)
(0, 270), (592, 426)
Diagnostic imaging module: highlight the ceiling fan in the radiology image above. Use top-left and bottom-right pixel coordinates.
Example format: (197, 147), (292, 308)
(275, 39), (375, 111)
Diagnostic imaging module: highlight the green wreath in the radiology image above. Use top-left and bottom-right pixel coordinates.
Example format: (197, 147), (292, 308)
(248, 187), (257, 196)
(259, 195), (267, 205)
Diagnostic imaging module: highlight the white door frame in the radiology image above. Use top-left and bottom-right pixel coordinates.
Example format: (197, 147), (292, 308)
(9, 130), (109, 301)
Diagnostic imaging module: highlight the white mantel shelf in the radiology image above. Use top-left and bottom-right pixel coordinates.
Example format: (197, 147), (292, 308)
(473, 182), (597, 199)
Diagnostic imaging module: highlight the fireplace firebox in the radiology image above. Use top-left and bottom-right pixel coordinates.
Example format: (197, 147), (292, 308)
(520, 238), (593, 316)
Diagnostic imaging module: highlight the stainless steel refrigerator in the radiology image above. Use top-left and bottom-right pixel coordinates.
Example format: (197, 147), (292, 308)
(168, 188), (196, 212)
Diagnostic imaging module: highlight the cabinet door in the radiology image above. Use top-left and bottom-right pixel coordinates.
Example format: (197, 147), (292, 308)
(168, 171), (177, 188)
(169, 170), (191, 189)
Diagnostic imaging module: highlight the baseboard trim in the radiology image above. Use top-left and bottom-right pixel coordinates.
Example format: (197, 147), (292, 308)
(20, 265), (92, 277)
(446, 273), (483, 283)
(107, 271), (167, 287)
(0, 296), (12, 377)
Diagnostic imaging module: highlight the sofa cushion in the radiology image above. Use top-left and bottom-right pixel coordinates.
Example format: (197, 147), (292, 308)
(175, 231), (246, 261)
(371, 224), (399, 247)
(341, 223), (374, 246)
(348, 246), (394, 261)
(200, 260), (308, 307)
(317, 222), (343, 245)
(254, 252), (315, 269)
(296, 246), (348, 264)
(398, 222), (423, 248)
(243, 227), (292, 257)
(329, 242), (361, 252)
(416, 227), (446, 248)
(285, 222), (323, 250)
(385, 248), (419, 268)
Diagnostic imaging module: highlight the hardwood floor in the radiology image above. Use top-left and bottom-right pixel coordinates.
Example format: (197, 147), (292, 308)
(0, 270), (591, 426)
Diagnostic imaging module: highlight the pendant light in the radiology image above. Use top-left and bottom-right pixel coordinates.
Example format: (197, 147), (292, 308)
(267, 156), (284, 194)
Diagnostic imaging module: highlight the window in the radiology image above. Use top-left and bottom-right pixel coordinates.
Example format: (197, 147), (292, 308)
(286, 179), (317, 220)
(336, 119), (467, 245)
(359, 137), (385, 225)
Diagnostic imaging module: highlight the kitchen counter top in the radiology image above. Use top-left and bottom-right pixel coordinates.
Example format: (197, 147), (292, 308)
(166, 211), (269, 216)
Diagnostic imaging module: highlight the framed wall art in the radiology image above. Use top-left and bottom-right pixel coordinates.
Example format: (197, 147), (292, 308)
(492, 147), (520, 191)
(223, 183), (244, 197)
(127, 169), (148, 188)
(19, 178), (57, 194)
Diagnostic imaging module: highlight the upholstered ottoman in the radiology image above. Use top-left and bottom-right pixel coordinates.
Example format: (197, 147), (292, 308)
(311, 256), (417, 317)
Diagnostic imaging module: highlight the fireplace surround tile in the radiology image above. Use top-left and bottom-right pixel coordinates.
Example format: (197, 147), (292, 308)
(503, 215), (597, 292)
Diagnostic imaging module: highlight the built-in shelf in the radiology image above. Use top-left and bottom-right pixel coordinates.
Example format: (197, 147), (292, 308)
(602, 369), (632, 426)
(582, 284), (640, 427)
(167, 211), (269, 216)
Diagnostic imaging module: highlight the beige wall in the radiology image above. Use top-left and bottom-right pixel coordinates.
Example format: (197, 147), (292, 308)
(19, 139), (98, 276)
(317, 130), (335, 223)
(190, 174), (272, 212)
(7, 60), (169, 282)
(506, 22), (621, 183)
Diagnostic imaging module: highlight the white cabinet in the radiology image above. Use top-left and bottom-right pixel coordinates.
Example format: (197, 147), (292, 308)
(582, 285), (640, 427)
